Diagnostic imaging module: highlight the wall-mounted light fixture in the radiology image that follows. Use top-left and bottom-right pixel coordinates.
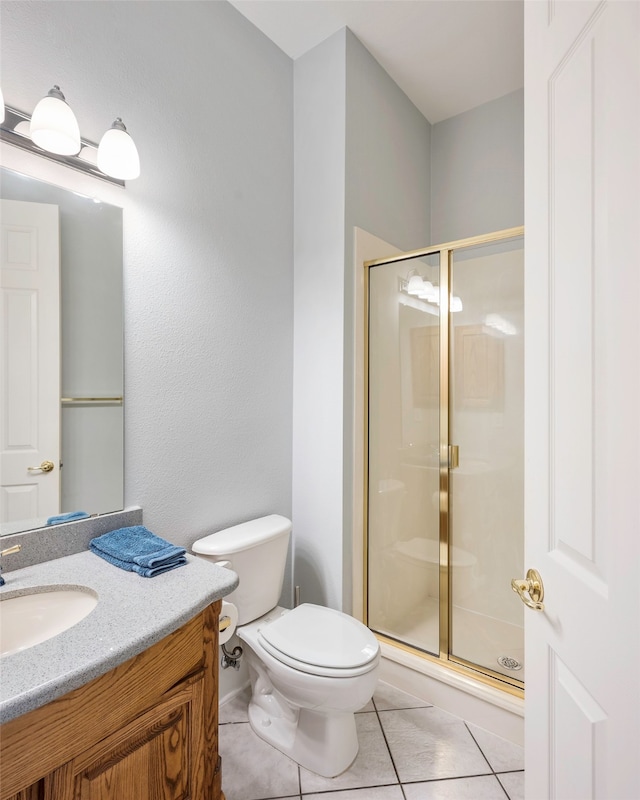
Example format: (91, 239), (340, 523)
(97, 118), (140, 180)
(402, 269), (463, 312)
(0, 85), (140, 186)
(29, 85), (81, 155)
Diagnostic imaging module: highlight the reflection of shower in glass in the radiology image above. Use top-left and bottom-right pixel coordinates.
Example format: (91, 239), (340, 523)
(402, 269), (463, 311)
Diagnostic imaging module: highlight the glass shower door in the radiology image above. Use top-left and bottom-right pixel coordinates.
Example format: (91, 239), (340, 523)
(367, 254), (441, 656)
(448, 237), (525, 679)
(365, 227), (525, 690)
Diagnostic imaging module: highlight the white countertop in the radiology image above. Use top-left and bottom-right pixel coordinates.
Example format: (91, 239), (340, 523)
(0, 550), (238, 723)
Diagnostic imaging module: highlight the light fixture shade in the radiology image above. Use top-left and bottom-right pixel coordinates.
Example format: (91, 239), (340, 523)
(406, 275), (424, 295)
(418, 281), (438, 303)
(450, 296), (463, 313)
(97, 118), (140, 180)
(30, 86), (81, 155)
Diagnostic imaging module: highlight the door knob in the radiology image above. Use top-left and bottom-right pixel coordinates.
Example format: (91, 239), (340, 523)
(27, 460), (55, 473)
(511, 568), (545, 611)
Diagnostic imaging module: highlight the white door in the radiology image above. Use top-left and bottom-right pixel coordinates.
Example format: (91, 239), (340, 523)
(1, 199), (61, 526)
(524, 2), (640, 798)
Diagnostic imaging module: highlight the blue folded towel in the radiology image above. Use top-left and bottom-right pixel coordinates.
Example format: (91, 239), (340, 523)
(47, 511), (90, 526)
(89, 525), (187, 578)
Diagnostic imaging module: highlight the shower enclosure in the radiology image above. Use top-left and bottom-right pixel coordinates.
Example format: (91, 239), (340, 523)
(364, 227), (524, 691)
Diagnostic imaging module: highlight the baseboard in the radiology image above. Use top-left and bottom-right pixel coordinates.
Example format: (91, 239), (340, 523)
(219, 678), (251, 709)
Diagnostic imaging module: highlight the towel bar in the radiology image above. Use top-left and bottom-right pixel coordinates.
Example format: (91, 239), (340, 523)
(61, 397), (123, 405)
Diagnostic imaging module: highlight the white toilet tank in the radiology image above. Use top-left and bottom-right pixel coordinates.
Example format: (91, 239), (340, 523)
(192, 514), (291, 625)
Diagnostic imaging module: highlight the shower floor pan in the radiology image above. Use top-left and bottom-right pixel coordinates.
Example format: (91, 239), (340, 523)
(375, 598), (525, 681)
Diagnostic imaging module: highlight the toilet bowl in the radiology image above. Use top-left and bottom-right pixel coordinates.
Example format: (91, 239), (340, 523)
(192, 515), (380, 777)
(238, 604), (379, 776)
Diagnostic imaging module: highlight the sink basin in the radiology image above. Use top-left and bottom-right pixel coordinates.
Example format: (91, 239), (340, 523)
(0, 587), (98, 657)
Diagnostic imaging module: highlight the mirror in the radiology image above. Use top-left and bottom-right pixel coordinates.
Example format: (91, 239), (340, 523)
(1, 167), (124, 535)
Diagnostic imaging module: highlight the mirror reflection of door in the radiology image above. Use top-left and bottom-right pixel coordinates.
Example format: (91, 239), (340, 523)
(1, 199), (61, 525)
(0, 168), (124, 537)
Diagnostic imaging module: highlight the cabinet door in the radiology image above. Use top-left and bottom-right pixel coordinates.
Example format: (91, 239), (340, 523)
(45, 683), (201, 800)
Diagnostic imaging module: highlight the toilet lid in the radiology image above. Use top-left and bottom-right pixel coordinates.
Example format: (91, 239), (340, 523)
(258, 603), (379, 670)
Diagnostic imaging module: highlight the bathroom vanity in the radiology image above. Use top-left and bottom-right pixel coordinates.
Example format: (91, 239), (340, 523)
(0, 550), (237, 800)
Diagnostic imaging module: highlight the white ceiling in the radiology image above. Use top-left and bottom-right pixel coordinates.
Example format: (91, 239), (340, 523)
(229, 0), (524, 124)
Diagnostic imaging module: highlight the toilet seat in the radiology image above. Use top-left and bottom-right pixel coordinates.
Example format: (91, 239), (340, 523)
(255, 603), (380, 678)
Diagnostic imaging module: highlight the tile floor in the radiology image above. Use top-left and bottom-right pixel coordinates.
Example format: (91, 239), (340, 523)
(219, 681), (524, 800)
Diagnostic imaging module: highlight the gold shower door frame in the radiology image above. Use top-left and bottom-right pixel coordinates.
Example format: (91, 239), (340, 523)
(363, 225), (525, 696)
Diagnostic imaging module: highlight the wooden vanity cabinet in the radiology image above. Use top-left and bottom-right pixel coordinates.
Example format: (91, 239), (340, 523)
(0, 601), (225, 800)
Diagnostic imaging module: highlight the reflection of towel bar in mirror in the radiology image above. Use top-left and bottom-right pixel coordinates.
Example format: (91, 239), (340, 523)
(61, 397), (123, 405)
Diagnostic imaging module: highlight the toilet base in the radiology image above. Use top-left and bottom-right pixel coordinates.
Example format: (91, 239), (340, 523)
(238, 607), (380, 777)
(247, 696), (359, 777)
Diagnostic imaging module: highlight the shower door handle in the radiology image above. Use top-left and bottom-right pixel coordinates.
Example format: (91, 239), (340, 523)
(511, 569), (545, 611)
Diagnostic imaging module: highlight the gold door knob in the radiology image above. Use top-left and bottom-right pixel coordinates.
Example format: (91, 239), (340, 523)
(511, 568), (545, 611)
(27, 460), (55, 474)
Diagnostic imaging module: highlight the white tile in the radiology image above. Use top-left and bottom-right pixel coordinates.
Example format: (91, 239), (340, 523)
(373, 681), (431, 711)
(467, 724), (524, 772)
(403, 775), (509, 800)
(219, 685), (251, 724)
(219, 721), (300, 800)
(379, 706), (491, 782)
(299, 711), (397, 794)
(497, 771), (525, 800)
(304, 788), (404, 800)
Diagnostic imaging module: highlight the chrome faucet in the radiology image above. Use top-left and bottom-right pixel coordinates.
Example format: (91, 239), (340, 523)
(0, 544), (21, 586)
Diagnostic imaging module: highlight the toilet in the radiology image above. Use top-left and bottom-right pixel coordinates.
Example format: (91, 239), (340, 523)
(192, 514), (380, 777)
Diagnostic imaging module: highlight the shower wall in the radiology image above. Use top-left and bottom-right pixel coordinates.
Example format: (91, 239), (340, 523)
(450, 247), (524, 626)
(448, 243), (524, 678)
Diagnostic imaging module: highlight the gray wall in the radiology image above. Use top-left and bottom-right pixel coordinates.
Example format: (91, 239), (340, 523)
(431, 89), (524, 242)
(292, 30), (347, 612)
(292, 28), (432, 612)
(343, 30), (431, 610)
(0, 2), (294, 581)
(345, 29), (431, 254)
